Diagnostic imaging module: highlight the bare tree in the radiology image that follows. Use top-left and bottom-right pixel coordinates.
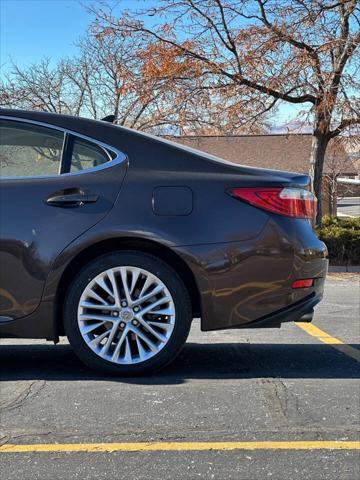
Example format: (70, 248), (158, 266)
(1, 26), (268, 135)
(0, 58), (86, 114)
(94, 0), (360, 221)
(1, 18), (270, 134)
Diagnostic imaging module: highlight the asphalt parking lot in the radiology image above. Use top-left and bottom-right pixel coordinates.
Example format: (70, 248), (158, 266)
(0, 274), (359, 479)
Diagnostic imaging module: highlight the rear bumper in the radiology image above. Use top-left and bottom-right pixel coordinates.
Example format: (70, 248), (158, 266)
(236, 292), (322, 329)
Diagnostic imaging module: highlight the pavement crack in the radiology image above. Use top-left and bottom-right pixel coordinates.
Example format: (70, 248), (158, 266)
(260, 378), (289, 426)
(0, 380), (47, 413)
(0, 435), (10, 447)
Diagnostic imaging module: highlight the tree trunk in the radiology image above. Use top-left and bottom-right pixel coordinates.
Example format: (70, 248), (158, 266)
(309, 133), (329, 225)
(329, 176), (338, 217)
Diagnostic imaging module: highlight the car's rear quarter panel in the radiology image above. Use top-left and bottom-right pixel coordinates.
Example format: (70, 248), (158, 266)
(173, 216), (327, 330)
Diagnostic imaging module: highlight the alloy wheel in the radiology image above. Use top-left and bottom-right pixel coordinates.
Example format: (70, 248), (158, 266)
(78, 266), (176, 364)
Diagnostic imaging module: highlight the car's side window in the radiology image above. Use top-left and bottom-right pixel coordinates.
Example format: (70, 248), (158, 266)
(70, 137), (110, 172)
(0, 120), (64, 178)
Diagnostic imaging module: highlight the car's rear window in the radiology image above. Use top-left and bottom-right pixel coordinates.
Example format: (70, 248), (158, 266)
(70, 137), (110, 172)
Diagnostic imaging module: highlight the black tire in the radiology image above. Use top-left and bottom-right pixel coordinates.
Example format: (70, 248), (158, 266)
(64, 251), (192, 376)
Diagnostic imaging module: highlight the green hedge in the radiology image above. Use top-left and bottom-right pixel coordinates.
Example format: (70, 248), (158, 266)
(317, 216), (360, 265)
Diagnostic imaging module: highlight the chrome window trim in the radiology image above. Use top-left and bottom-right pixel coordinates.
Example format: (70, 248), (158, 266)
(0, 115), (127, 180)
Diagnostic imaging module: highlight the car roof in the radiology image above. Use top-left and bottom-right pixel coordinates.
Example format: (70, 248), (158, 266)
(0, 108), (235, 166)
(0, 109), (303, 181)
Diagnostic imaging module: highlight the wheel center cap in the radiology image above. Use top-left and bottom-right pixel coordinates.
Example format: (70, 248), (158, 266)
(119, 308), (134, 322)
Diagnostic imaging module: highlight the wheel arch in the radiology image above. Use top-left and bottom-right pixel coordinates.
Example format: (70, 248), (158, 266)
(55, 237), (202, 337)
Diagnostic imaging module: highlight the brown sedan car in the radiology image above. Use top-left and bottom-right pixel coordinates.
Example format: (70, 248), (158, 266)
(0, 109), (328, 374)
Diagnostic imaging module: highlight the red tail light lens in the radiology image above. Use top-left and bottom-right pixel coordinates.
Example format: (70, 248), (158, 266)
(292, 279), (314, 289)
(228, 187), (316, 220)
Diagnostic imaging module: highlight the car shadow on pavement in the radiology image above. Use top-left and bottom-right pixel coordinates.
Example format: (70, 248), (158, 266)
(0, 342), (359, 383)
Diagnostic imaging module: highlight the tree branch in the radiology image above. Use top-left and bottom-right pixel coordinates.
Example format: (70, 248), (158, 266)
(256, 0), (325, 91)
(123, 22), (316, 104)
(330, 117), (360, 137)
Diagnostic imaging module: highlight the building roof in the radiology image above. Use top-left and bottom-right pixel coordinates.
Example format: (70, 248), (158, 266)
(169, 133), (356, 175)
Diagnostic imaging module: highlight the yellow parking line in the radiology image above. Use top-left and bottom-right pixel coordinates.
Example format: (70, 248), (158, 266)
(0, 441), (359, 453)
(295, 322), (360, 362)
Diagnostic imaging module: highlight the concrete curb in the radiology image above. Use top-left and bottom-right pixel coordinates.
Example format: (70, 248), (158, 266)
(328, 265), (360, 273)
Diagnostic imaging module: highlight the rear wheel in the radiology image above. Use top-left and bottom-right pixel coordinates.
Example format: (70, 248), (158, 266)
(64, 251), (192, 375)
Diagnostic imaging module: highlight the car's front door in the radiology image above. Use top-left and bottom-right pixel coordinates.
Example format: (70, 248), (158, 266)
(0, 117), (127, 320)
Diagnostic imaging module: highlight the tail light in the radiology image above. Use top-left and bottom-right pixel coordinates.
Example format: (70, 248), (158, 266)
(292, 279), (314, 289)
(228, 187), (317, 220)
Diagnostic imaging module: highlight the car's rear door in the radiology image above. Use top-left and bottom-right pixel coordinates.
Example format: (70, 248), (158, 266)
(0, 117), (127, 321)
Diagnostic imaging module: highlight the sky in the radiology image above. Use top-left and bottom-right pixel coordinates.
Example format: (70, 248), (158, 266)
(0, 0), (302, 125)
(0, 0), (94, 67)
